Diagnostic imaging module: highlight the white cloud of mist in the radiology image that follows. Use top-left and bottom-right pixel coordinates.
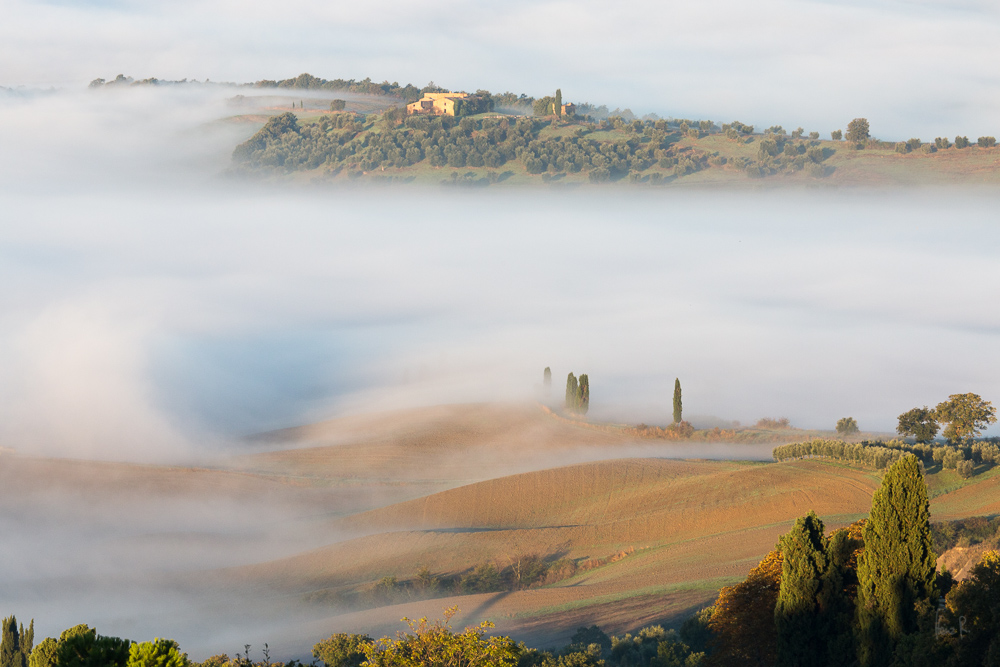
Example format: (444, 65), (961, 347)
(5, 0), (1000, 138)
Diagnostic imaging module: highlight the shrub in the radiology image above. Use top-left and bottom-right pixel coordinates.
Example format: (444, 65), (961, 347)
(756, 417), (791, 429)
(895, 142), (909, 154)
(955, 135), (971, 149)
(935, 137), (951, 149)
(977, 136), (996, 148)
(831, 130), (843, 141)
(313, 634), (372, 667)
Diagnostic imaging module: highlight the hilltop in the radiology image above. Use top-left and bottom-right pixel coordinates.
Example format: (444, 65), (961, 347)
(226, 106), (1000, 187)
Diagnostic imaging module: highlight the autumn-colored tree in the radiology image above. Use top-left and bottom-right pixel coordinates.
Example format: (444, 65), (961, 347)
(934, 393), (996, 444)
(707, 550), (782, 667)
(362, 608), (519, 667)
(896, 407), (939, 443)
(855, 454), (936, 667)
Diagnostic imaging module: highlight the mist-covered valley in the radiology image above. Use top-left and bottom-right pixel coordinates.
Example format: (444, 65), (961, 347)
(3, 83), (1000, 660)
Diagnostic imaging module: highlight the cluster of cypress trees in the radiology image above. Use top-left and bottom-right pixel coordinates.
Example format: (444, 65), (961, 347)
(771, 455), (944, 667)
(1, 617), (32, 667)
(565, 372), (589, 415)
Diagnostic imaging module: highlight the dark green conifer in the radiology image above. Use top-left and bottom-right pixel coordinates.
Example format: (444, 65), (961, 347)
(775, 512), (828, 667)
(555, 89), (562, 117)
(578, 374), (589, 415)
(565, 373), (578, 411)
(543, 367), (551, 388)
(856, 454), (936, 667)
(1, 616), (21, 667)
(18, 622), (31, 667)
(673, 378), (683, 423)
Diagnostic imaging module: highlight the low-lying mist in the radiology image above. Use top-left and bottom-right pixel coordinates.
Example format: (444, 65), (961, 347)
(3, 83), (1000, 658)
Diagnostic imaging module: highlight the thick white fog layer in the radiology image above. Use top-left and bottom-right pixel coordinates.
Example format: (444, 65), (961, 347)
(5, 0), (1000, 138)
(2, 87), (1000, 461)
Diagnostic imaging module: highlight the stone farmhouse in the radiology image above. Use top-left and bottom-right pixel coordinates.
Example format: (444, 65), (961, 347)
(406, 92), (469, 116)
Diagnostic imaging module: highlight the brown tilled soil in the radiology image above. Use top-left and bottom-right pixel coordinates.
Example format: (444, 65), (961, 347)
(7, 402), (1000, 657)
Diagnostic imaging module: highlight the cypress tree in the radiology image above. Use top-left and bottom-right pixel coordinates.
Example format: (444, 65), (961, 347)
(673, 378), (683, 423)
(1, 616), (20, 667)
(578, 374), (589, 415)
(565, 373), (578, 411)
(543, 367), (551, 388)
(775, 512), (829, 667)
(18, 622), (31, 667)
(856, 454), (936, 667)
(555, 89), (562, 117)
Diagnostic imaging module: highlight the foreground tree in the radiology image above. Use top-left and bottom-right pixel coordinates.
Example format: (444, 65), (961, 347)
(673, 378), (683, 424)
(896, 407), (939, 443)
(126, 639), (188, 667)
(362, 608), (519, 667)
(313, 634), (373, 667)
(855, 454), (936, 667)
(946, 550), (1000, 665)
(934, 393), (996, 444)
(775, 512), (829, 667)
(836, 417), (859, 436)
(708, 550), (782, 666)
(55, 627), (130, 667)
(1, 617), (22, 667)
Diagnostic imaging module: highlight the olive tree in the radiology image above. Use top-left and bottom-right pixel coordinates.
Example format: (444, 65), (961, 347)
(935, 393), (996, 444)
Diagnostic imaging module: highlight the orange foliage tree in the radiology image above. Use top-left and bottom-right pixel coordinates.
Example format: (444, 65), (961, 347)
(706, 550), (783, 667)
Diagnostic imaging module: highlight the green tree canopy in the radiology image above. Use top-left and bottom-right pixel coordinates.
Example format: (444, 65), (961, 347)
(361, 608), (518, 667)
(855, 454), (936, 667)
(1, 616), (23, 667)
(55, 631), (130, 667)
(578, 374), (589, 415)
(934, 393), (996, 444)
(313, 634), (373, 667)
(126, 639), (188, 667)
(896, 407), (939, 443)
(846, 118), (870, 143)
(836, 417), (859, 436)
(775, 512), (829, 667)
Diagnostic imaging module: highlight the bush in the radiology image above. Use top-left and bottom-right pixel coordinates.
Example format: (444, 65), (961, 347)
(955, 136), (971, 149)
(831, 130), (843, 141)
(313, 634), (372, 667)
(935, 136), (952, 149)
(460, 563), (503, 593)
(978, 136), (996, 148)
(895, 142), (909, 154)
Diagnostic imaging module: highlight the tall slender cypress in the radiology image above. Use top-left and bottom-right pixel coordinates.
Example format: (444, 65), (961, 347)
(673, 378), (683, 423)
(855, 454), (936, 667)
(543, 367), (551, 389)
(578, 374), (589, 415)
(18, 622), (30, 667)
(775, 512), (829, 667)
(1, 616), (20, 667)
(565, 373), (578, 411)
(555, 89), (562, 117)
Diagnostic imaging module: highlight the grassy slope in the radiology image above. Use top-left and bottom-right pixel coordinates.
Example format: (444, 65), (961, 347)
(222, 109), (1000, 187)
